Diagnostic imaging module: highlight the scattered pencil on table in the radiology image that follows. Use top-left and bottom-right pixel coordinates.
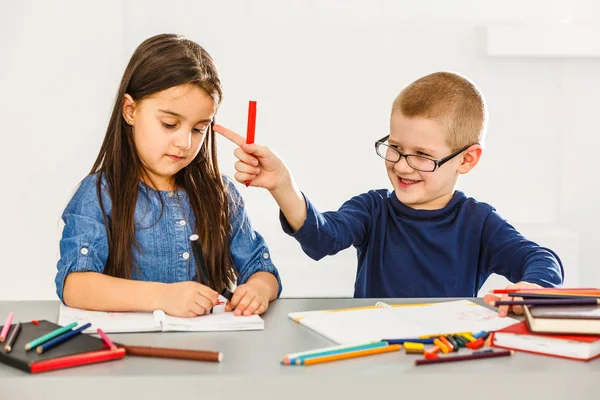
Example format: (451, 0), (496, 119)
(37, 323), (92, 353)
(403, 342), (425, 354)
(25, 322), (77, 350)
(30, 348), (126, 374)
(491, 298), (600, 307)
(301, 344), (401, 366)
(0, 311), (15, 342)
(3, 321), (22, 352)
(281, 342), (400, 366)
(285, 341), (389, 365)
(507, 292), (600, 299)
(414, 349), (514, 366)
(97, 328), (116, 350)
(123, 345), (223, 362)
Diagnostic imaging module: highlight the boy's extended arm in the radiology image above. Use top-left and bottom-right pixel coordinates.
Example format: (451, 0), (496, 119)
(479, 211), (564, 287)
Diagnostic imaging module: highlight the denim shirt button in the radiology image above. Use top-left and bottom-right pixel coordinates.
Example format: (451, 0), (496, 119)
(182, 252), (190, 260)
(80, 247), (89, 255)
(179, 220), (186, 226)
(168, 191), (174, 198)
(263, 252), (269, 259)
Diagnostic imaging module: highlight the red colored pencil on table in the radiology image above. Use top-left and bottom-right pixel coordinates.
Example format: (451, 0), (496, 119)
(245, 100), (257, 187)
(30, 348), (125, 373)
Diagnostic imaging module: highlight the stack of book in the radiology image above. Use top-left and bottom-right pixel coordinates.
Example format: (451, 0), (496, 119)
(490, 288), (600, 361)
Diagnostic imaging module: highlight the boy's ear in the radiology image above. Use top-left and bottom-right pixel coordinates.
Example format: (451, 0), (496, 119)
(457, 144), (482, 174)
(122, 94), (136, 125)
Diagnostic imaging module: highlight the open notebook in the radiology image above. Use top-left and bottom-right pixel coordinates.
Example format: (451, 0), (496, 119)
(58, 302), (264, 334)
(289, 300), (518, 344)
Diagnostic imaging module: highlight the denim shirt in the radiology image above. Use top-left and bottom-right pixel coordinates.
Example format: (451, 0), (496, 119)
(55, 174), (281, 302)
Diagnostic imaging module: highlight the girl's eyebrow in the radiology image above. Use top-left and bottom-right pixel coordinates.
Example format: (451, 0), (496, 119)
(158, 109), (212, 123)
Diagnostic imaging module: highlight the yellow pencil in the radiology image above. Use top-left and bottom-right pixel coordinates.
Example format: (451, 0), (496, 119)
(301, 344), (401, 365)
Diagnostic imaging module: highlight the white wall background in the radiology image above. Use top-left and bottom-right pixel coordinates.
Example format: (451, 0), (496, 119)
(0, 0), (598, 300)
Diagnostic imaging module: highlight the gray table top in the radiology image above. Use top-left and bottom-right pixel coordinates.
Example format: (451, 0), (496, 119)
(0, 298), (596, 400)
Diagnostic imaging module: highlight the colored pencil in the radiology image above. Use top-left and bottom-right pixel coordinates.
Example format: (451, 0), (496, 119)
(415, 350), (513, 366)
(123, 345), (223, 362)
(507, 292), (600, 299)
(382, 338), (435, 345)
(30, 348), (126, 373)
(3, 321), (22, 352)
(0, 312), (14, 342)
(37, 323), (92, 353)
(245, 100), (257, 187)
(492, 298), (600, 307)
(290, 341), (389, 365)
(281, 341), (380, 364)
(301, 344), (401, 366)
(25, 322), (77, 350)
(97, 328), (116, 350)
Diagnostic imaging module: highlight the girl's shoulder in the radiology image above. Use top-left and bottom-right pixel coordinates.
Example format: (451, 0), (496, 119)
(64, 173), (111, 215)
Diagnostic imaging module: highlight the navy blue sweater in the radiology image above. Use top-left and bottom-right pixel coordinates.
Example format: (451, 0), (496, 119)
(280, 190), (563, 298)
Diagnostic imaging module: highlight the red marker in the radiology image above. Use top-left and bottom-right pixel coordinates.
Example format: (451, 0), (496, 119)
(245, 100), (257, 187)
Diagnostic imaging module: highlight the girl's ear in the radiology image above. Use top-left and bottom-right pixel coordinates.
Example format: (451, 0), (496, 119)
(457, 144), (482, 175)
(122, 94), (136, 125)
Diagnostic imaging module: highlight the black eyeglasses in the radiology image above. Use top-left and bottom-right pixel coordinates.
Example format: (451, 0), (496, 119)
(374, 135), (476, 172)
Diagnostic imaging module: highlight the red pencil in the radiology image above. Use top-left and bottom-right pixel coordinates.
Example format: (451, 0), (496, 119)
(30, 348), (125, 373)
(245, 100), (257, 187)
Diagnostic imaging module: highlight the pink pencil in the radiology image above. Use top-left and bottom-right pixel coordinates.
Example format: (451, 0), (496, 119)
(97, 328), (116, 350)
(0, 312), (14, 342)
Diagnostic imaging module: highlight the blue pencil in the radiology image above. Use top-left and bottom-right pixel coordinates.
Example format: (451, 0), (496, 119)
(36, 323), (92, 353)
(382, 338), (435, 345)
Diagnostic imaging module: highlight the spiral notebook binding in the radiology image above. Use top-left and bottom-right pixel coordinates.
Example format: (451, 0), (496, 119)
(375, 301), (392, 309)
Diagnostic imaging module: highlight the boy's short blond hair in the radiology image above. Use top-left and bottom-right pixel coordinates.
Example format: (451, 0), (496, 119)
(392, 72), (487, 150)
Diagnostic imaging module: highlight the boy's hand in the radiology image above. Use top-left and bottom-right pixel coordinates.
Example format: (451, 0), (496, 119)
(225, 280), (272, 316)
(157, 281), (219, 318)
(214, 124), (291, 191)
(483, 281), (542, 317)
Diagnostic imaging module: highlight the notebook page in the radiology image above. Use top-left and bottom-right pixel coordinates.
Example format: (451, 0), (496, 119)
(157, 305), (264, 332)
(389, 300), (519, 334)
(58, 303), (161, 333)
(296, 307), (431, 344)
(290, 300), (518, 344)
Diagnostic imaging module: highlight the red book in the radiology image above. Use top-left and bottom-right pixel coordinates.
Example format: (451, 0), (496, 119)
(492, 321), (600, 361)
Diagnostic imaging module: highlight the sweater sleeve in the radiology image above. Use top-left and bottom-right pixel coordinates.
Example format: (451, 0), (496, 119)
(279, 192), (376, 261)
(479, 210), (564, 287)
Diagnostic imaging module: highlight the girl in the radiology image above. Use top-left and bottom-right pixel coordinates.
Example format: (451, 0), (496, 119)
(55, 34), (281, 318)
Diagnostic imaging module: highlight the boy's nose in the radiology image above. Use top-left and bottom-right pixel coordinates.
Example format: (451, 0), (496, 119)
(393, 156), (414, 174)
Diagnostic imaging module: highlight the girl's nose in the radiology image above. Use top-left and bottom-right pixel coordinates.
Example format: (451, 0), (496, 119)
(174, 130), (192, 150)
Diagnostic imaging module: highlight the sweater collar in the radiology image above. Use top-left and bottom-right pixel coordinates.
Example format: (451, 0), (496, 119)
(389, 190), (467, 220)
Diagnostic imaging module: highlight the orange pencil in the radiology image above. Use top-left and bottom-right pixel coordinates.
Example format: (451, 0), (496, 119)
(301, 344), (400, 365)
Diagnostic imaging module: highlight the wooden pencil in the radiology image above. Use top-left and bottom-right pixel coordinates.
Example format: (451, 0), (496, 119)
(123, 345), (223, 362)
(415, 350), (513, 366)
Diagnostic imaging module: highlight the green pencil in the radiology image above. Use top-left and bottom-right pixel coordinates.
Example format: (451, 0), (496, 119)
(24, 322), (77, 350)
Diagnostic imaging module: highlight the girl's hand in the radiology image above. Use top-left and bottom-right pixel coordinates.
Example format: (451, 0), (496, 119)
(225, 279), (272, 316)
(214, 124), (292, 192)
(158, 281), (219, 318)
(483, 281), (542, 317)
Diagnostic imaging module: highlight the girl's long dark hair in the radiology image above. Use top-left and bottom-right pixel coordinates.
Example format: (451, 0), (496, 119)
(90, 34), (236, 292)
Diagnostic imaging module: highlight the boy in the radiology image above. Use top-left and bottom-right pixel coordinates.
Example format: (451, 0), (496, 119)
(215, 72), (563, 316)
